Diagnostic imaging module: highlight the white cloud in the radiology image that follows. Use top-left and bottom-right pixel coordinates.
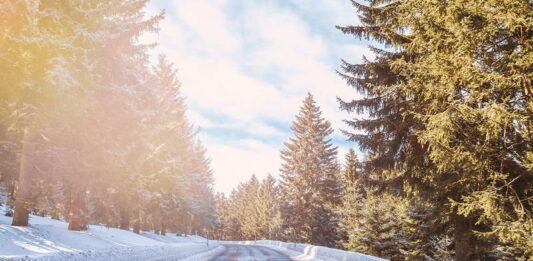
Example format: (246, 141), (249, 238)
(145, 0), (368, 193)
(239, 2), (359, 139)
(172, 0), (240, 53)
(186, 109), (214, 128)
(245, 122), (285, 137)
(243, 5), (328, 76)
(204, 137), (281, 194)
(179, 58), (297, 122)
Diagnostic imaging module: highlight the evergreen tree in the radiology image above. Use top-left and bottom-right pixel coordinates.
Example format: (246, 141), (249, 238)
(1, 0), (68, 226)
(254, 174), (283, 240)
(337, 179), (364, 251)
(338, 168), (406, 259)
(214, 192), (231, 240)
(236, 175), (261, 240)
(213, 175), (283, 241)
(428, 236), (454, 261)
(343, 149), (358, 184)
(400, 200), (437, 260)
(279, 93), (340, 247)
(337, 0), (532, 259)
(225, 189), (243, 240)
(1, 1), (217, 236)
(337, 149), (363, 248)
(356, 189), (405, 261)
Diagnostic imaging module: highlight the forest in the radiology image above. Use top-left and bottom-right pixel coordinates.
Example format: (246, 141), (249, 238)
(1, 1), (531, 261)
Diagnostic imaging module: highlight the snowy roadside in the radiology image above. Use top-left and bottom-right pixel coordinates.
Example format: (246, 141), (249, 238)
(0, 205), (221, 261)
(181, 245), (225, 261)
(1, 244), (223, 261)
(224, 240), (387, 261)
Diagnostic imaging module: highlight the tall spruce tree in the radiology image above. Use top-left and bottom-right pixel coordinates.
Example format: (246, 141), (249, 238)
(279, 93), (340, 247)
(337, 0), (532, 259)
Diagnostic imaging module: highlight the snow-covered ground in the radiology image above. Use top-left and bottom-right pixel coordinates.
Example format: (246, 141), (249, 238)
(0, 205), (222, 261)
(0, 201), (385, 261)
(225, 240), (387, 261)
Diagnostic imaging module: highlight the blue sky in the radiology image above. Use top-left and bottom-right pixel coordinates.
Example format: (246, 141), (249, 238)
(144, 0), (371, 194)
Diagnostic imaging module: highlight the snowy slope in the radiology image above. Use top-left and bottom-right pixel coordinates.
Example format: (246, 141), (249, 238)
(0, 206), (222, 261)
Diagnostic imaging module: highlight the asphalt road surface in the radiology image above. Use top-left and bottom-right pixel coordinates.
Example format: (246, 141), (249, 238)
(209, 244), (301, 261)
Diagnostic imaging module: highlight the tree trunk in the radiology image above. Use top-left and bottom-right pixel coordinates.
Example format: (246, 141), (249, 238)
(119, 210), (129, 230)
(132, 208), (140, 234)
(454, 213), (473, 261)
(133, 221), (140, 234)
(160, 222), (166, 236)
(68, 186), (85, 231)
(153, 206), (161, 235)
(7, 178), (15, 201)
(141, 218), (150, 231)
(12, 128), (34, 226)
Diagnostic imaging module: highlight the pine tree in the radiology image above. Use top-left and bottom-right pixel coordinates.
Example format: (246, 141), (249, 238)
(400, 200), (436, 260)
(1, 0), (220, 237)
(255, 174), (283, 240)
(337, 0), (533, 259)
(428, 236), (454, 261)
(337, 179), (364, 251)
(356, 189), (405, 260)
(338, 167), (407, 260)
(337, 149), (363, 249)
(213, 175), (283, 241)
(279, 93), (340, 247)
(215, 193), (231, 240)
(221, 178), (259, 240)
(2, 0), (65, 226)
(236, 175), (261, 240)
(225, 188), (243, 240)
(141, 54), (189, 234)
(343, 149), (358, 184)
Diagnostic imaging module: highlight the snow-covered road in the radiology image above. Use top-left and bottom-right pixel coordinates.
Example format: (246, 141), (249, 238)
(209, 244), (312, 261)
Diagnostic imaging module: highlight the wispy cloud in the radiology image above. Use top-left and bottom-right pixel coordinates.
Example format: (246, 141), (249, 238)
(147, 0), (370, 193)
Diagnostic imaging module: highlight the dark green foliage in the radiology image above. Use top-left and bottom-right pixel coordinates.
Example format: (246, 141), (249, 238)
(337, 0), (533, 259)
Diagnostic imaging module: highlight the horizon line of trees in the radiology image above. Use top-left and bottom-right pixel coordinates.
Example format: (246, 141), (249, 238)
(0, 1), (216, 235)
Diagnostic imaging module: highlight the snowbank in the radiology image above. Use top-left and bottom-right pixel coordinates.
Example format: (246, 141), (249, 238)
(181, 245), (225, 261)
(0, 205), (220, 261)
(228, 240), (388, 261)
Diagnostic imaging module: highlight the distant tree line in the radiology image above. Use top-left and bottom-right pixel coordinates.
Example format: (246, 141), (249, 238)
(0, 1), (216, 235)
(215, 174), (282, 241)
